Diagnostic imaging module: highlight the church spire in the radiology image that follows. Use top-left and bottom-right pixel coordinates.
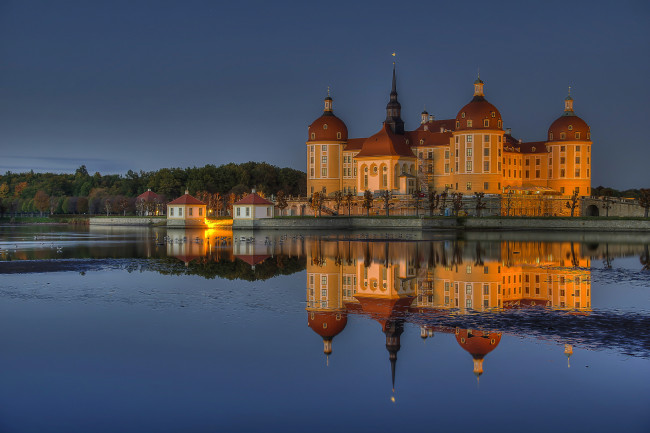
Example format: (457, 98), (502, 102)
(385, 63), (404, 134)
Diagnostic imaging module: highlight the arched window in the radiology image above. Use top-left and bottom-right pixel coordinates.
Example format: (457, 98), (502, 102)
(337, 132), (341, 139)
(323, 124), (328, 130)
(311, 133), (315, 140)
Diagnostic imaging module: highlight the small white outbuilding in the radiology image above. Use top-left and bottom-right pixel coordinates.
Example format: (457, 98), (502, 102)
(232, 190), (274, 220)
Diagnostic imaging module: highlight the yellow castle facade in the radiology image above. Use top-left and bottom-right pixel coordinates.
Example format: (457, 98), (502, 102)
(307, 67), (592, 198)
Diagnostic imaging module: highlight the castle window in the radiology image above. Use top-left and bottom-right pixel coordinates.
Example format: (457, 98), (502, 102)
(525, 170), (529, 178)
(406, 139), (409, 144)
(322, 156), (327, 164)
(560, 157), (565, 164)
(467, 135), (473, 143)
(531, 146), (536, 152)
(456, 121), (460, 128)
(484, 148), (489, 156)
(525, 159), (530, 166)
(575, 169), (580, 177)
(568, 125), (573, 130)
(467, 120), (473, 128)
(462, 112), (466, 118)
(497, 120), (502, 128)
(322, 168), (327, 176)
(310, 168), (314, 177)
(576, 145), (580, 151)
(420, 139), (424, 145)
(484, 162), (489, 172)
(455, 136), (459, 144)
(576, 156), (580, 163)
(575, 132), (580, 139)
(445, 163), (450, 173)
(484, 135), (490, 143)
(498, 136), (502, 143)
(484, 119), (489, 127)
(337, 132), (341, 139)
(536, 158), (540, 165)
(311, 133), (315, 140)
(373, 166), (378, 174)
(549, 132), (554, 140)
(586, 133), (590, 140)
(536, 170), (540, 178)
(323, 124), (328, 130)
(560, 146), (566, 152)
(466, 161), (472, 172)
(419, 152), (423, 158)
(484, 182), (489, 190)
(560, 132), (566, 139)
(560, 169), (565, 177)
(445, 150), (450, 158)
(466, 182), (472, 191)
(467, 148), (472, 157)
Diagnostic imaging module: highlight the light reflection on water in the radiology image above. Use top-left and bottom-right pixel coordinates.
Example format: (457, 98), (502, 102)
(0, 225), (649, 432)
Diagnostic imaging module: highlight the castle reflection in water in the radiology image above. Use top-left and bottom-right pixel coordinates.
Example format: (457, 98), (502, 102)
(164, 228), (647, 389)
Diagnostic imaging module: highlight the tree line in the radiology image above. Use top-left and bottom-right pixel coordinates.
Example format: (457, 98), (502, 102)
(0, 162), (306, 217)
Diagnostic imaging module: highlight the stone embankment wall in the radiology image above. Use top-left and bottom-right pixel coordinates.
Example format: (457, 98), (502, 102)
(581, 197), (646, 217)
(234, 217), (650, 232)
(88, 217), (164, 226)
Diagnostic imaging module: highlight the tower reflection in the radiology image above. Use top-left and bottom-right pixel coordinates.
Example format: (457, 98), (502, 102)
(305, 239), (593, 388)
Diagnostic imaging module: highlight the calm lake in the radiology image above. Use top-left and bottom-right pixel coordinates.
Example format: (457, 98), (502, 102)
(1, 225), (649, 433)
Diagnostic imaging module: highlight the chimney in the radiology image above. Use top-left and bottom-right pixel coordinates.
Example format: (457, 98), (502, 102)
(252, 188), (256, 194)
(518, 139), (522, 144)
(440, 127), (444, 133)
(147, 188), (151, 192)
(429, 115), (434, 122)
(185, 189), (189, 195)
(505, 128), (512, 135)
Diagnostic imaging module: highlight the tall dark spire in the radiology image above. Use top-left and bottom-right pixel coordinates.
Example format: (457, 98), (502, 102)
(385, 63), (404, 134)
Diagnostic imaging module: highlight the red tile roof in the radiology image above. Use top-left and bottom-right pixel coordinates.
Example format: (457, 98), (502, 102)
(168, 193), (205, 206)
(136, 189), (160, 201)
(355, 123), (415, 158)
(234, 193), (274, 206)
(235, 254), (271, 266)
(343, 138), (365, 151)
(406, 129), (452, 147)
(414, 118), (456, 133)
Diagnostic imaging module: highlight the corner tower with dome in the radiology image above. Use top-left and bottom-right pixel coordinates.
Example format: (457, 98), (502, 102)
(306, 67), (592, 199)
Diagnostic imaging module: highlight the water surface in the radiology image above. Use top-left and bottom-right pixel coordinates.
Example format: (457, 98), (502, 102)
(1, 225), (649, 432)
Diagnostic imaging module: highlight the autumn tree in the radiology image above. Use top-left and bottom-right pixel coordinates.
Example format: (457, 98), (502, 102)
(344, 191), (355, 216)
(602, 196), (612, 217)
(412, 186), (423, 216)
(427, 190), (439, 216)
(639, 189), (650, 218)
(332, 190), (343, 215)
(379, 190), (393, 216)
(439, 191), (448, 215)
(276, 190), (288, 215)
(0, 183), (8, 217)
(503, 191), (513, 216)
(77, 197), (89, 214)
(310, 191), (324, 217)
(362, 190), (373, 216)
(451, 192), (464, 216)
(34, 190), (50, 216)
(565, 190), (579, 217)
(474, 192), (487, 217)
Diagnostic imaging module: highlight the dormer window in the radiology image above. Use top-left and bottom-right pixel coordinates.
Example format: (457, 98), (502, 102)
(311, 133), (315, 140)
(483, 119), (489, 127)
(420, 139), (424, 145)
(497, 120), (502, 128)
(586, 133), (590, 140)
(337, 132), (341, 139)
(491, 112), (496, 118)
(549, 132), (553, 140)
(405, 139), (409, 144)
(461, 112), (466, 118)
(560, 132), (566, 139)
(575, 132), (580, 139)
(456, 121), (460, 128)
(568, 125), (573, 131)
(531, 146), (536, 152)
(323, 124), (328, 130)
(467, 120), (473, 128)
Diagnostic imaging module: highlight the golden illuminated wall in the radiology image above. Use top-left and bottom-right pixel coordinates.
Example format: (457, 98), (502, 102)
(307, 142), (343, 196)
(447, 130), (506, 194)
(547, 141), (592, 196)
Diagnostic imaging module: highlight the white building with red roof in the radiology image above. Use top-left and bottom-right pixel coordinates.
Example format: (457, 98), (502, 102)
(233, 190), (274, 220)
(166, 190), (207, 227)
(136, 188), (163, 216)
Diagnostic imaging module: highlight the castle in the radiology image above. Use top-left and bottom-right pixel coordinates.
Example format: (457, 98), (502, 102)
(306, 65), (592, 198)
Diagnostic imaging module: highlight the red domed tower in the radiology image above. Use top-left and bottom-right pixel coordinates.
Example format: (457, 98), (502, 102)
(455, 328), (502, 381)
(306, 89), (348, 196)
(450, 75), (506, 194)
(546, 89), (592, 197)
(307, 310), (348, 364)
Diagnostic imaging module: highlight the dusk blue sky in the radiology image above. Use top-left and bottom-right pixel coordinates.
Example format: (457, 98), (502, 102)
(1, 0), (648, 189)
